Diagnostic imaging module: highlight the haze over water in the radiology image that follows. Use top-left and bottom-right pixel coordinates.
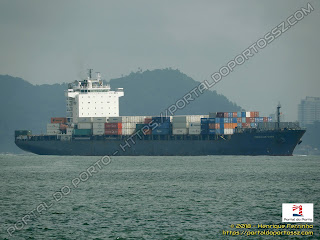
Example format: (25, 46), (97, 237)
(0, 154), (319, 239)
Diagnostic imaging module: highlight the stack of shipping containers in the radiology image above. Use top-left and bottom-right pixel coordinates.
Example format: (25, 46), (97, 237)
(152, 117), (170, 135)
(92, 117), (106, 135)
(48, 112), (273, 137)
(172, 116), (188, 135)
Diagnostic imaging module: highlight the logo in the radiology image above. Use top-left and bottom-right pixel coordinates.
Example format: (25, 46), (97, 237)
(282, 203), (313, 222)
(292, 205), (303, 216)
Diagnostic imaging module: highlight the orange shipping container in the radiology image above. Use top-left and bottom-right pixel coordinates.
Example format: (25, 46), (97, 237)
(263, 117), (268, 122)
(224, 112), (228, 117)
(208, 123), (215, 129)
(215, 123), (220, 129)
(233, 123), (237, 128)
(233, 112), (237, 117)
(51, 117), (67, 124)
(246, 117), (250, 123)
(254, 112), (259, 117)
(105, 123), (122, 129)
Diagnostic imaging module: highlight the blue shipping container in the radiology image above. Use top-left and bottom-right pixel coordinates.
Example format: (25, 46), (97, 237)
(201, 123), (208, 129)
(242, 117), (246, 123)
(157, 121), (170, 129)
(208, 129), (215, 135)
(215, 118), (221, 123)
(215, 129), (222, 134)
(237, 123), (242, 128)
(241, 112), (246, 117)
(152, 128), (170, 135)
(228, 112), (233, 118)
(201, 129), (208, 134)
(237, 112), (242, 118)
(223, 118), (228, 123)
(250, 123), (257, 128)
(152, 117), (170, 123)
(232, 118), (237, 123)
(268, 117), (272, 122)
(201, 118), (208, 123)
(220, 123), (224, 129)
(228, 118), (232, 123)
(208, 118), (216, 123)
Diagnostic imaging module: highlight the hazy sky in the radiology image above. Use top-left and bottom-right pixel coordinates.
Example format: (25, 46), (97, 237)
(1, 0), (319, 121)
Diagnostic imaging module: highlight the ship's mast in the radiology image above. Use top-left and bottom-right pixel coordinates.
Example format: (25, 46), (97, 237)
(88, 69), (93, 79)
(277, 103), (281, 129)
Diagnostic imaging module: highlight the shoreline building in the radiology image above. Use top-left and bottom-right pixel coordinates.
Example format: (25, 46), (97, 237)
(298, 96), (320, 127)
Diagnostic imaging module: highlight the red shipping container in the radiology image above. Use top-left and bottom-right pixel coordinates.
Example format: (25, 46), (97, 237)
(224, 112), (228, 117)
(233, 112), (237, 117)
(105, 123), (122, 129)
(142, 129), (152, 135)
(59, 124), (68, 130)
(51, 117), (67, 124)
(250, 112), (254, 117)
(249, 117), (255, 123)
(208, 123), (215, 129)
(254, 112), (259, 117)
(215, 123), (220, 129)
(105, 129), (122, 135)
(144, 118), (152, 124)
(246, 117), (250, 123)
(237, 118), (242, 123)
(242, 123), (250, 128)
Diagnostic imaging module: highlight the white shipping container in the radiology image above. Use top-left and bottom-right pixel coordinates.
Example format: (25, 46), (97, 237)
(121, 128), (135, 135)
(189, 128), (201, 135)
(172, 116), (187, 123)
(93, 123), (105, 129)
(107, 117), (122, 123)
(122, 122), (136, 129)
(186, 115), (209, 123)
(92, 117), (107, 123)
(189, 122), (201, 127)
(172, 122), (188, 128)
(47, 123), (60, 130)
(223, 129), (234, 135)
(93, 128), (105, 135)
(246, 112), (251, 117)
(173, 128), (188, 135)
(121, 116), (146, 123)
(78, 123), (92, 129)
(78, 117), (93, 123)
(47, 130), (61, 135)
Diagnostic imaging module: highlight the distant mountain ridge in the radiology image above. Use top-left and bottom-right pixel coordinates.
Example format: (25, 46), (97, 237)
(0, 69), (241, 153)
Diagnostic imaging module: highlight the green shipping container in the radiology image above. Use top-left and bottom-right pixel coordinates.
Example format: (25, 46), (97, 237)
(73, 129), (92, 136)
(15, 130), (32, 137)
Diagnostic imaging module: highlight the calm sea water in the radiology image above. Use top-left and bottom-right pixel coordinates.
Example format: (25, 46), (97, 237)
(0, 154), (319, 239)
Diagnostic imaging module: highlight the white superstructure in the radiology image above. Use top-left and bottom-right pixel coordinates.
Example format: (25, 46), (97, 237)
(65, 70), (124, 123)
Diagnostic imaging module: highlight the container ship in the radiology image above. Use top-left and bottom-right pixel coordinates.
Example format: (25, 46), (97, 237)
(15, 71), (305, 156)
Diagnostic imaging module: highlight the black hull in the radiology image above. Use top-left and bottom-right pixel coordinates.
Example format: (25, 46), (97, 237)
(15, 130), (305, 156)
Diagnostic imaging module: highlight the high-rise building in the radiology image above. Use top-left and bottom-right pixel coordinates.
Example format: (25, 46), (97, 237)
(298, 96), (320, 127)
